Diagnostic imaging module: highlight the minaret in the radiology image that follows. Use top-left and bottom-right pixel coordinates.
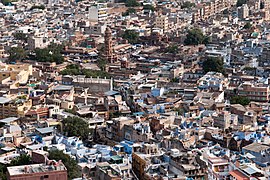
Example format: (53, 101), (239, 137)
(104, 27), (113, 63)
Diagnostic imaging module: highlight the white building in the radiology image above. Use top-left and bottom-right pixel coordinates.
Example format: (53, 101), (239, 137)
(27, 36), (50, 50)
(238, 4), (249, 19)
(88, 4), (108, 22)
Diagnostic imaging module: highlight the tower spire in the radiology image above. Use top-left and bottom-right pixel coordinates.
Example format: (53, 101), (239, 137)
(104, 27), (114, 63)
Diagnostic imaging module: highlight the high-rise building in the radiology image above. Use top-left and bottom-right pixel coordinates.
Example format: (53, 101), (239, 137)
(155, 15), (169, 33)
(238, 4), (249, 19)
(88, 3), (108, 22)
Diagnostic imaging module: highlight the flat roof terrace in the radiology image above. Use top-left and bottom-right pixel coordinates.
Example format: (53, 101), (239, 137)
(7, 163), (66, 176)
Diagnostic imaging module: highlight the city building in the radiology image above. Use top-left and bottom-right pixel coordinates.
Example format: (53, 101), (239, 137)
(7, 162), (67, 180)
(238, 4), (249, 19)
(155, 15), (169, 33)
(88, 3), (108, 22)
(207, 157), (230, 180)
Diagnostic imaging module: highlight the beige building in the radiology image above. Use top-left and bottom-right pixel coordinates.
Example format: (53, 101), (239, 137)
(0, 64), (32, 90)
(192, 0), (234, 23)
(27, 36), (50, 50)
(213, 111), (238, 130)
(105, 116), (135, 141)
(155, 15), (169, 33)
(238, 82), (270, 102)
(0, 96), (32, 119)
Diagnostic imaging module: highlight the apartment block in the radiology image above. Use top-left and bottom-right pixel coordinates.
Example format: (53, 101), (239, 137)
(155, 15), (169, 33)
(88, 3), (108, 22)
(208, 157), (230, 180)
(238, 4), (249, 19)
(238, 82), (270, 102)
(0, 97), (32, 119)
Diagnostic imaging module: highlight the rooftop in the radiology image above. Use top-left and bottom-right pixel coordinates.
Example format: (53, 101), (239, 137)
(36, 127), (55, 134)
(0, 97), (11, 104)
(52, 85), (73, 91)
(208, 157), (228, 165)
(7, 163), (66, 176)
(242, 142), (270, 153)
(0, 117), (18, 124)
(229, 170), (249, 180)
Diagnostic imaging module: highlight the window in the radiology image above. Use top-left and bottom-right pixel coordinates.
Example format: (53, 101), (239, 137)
(44, 175), (49, 178)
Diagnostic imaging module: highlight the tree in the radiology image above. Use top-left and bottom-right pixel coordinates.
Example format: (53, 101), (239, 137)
(49, 150), (80, 180)
(34, 43), (64, 64)
(83, 69), (110, 78)
(243, 66), (256, 71)
(48, 43), (64, 54)
(13, 32), (27, 42)
(64, 108), (76, 114)
(0, 122), (4, 128)
(181, 1), (195, 9)
(125, 0), (140, 7)
(174, 107), (185, 116)
(1, 0), (13, 5)
(60, 64), (110, 78)
(8, 47), (26, 63)
(230, 96), (250, 106)
(165, 45), (179, 54)
(243, 22), (252, 29)
(202, 57), (225, 74)
(62, 117), (92, 141)
(171, 77), (179, 83)
(260, 1), (265, 9)
(0, 164), (7, 180)
(122, 8), (136, 16)
(184, 28), (209, 45)
(0, 154), (31, 180)
(122, 30), (139, 44)
(43, 146), (48, 151)
(109, 111), (121, 119)
(10, 154), (31, 166)
(97, 58), (106, 71)
(79, 41), (88, 48)
(143, 4), (155, 11)
(30, 5), (45, 10)
(60, 64), (81, 76)
(236, 0), (247, 7)
(223, 9), (229, 14)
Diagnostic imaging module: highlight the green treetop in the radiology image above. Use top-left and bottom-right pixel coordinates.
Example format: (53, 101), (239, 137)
(48, 149), (80, 180)
(184, 28), (209, 45)
(202, 57), (225, 74)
